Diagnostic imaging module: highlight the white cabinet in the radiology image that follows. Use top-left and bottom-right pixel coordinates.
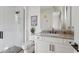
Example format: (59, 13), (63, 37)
(35, 40), (53, 53)
(34, 36), (73, 53)
(34, 36), (61, 53)
(35, 36), (55, 53)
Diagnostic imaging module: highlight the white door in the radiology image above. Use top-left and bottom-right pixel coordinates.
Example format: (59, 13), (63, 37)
(52, 12), (60, 30)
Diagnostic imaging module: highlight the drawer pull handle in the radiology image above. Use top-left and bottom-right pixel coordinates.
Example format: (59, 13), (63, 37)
(49, 44), (55, 52)
(52, 45), (54, 51)
(49, 44), (51, 51)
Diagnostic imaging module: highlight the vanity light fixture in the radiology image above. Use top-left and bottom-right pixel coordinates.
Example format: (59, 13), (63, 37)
(15, 11), (20, 23)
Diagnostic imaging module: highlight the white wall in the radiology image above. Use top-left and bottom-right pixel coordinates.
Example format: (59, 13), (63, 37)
(40, 9), (52, 31)
(28, 6), (41, 39)
(66, 7), (71, 28)
(72, 6), (79, 45)
(24, 6), (29, 42)
(52, 12), (61, 30)
(0, 6), (24, 51)
(40, 6), (64, 31)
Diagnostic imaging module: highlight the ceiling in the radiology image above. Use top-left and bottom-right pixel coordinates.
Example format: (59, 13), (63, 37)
(40, 6), (64, 12)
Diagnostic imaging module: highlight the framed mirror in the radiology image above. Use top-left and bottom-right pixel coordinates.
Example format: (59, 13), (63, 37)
(31, 16), (37, 26)
(40, 6), (72, 31)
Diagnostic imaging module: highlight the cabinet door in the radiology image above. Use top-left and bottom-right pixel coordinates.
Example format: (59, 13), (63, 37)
(35, 39), (55, 53)
(53, 42), (75, 53)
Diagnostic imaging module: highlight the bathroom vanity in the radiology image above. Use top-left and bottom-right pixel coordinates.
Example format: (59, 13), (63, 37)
(29, 6), (76, 53)
(31, 32), (76, 53)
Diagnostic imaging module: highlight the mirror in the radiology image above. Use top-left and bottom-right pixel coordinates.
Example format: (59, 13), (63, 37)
(40, 6), (72, 32)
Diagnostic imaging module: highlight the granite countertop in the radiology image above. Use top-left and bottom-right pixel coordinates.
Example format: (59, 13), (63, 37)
(35, 32), (74, 39)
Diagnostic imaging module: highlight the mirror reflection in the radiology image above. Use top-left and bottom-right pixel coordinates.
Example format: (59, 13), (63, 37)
(40, 6), (73, 35)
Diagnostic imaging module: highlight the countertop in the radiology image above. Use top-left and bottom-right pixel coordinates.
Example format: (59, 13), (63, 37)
(35, 32), (74, 39)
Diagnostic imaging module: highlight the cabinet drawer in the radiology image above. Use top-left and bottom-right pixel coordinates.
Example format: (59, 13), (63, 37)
(53, 38), (64, 43)
(35, 36), (64, 44)
(41, 37), (64, 43)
